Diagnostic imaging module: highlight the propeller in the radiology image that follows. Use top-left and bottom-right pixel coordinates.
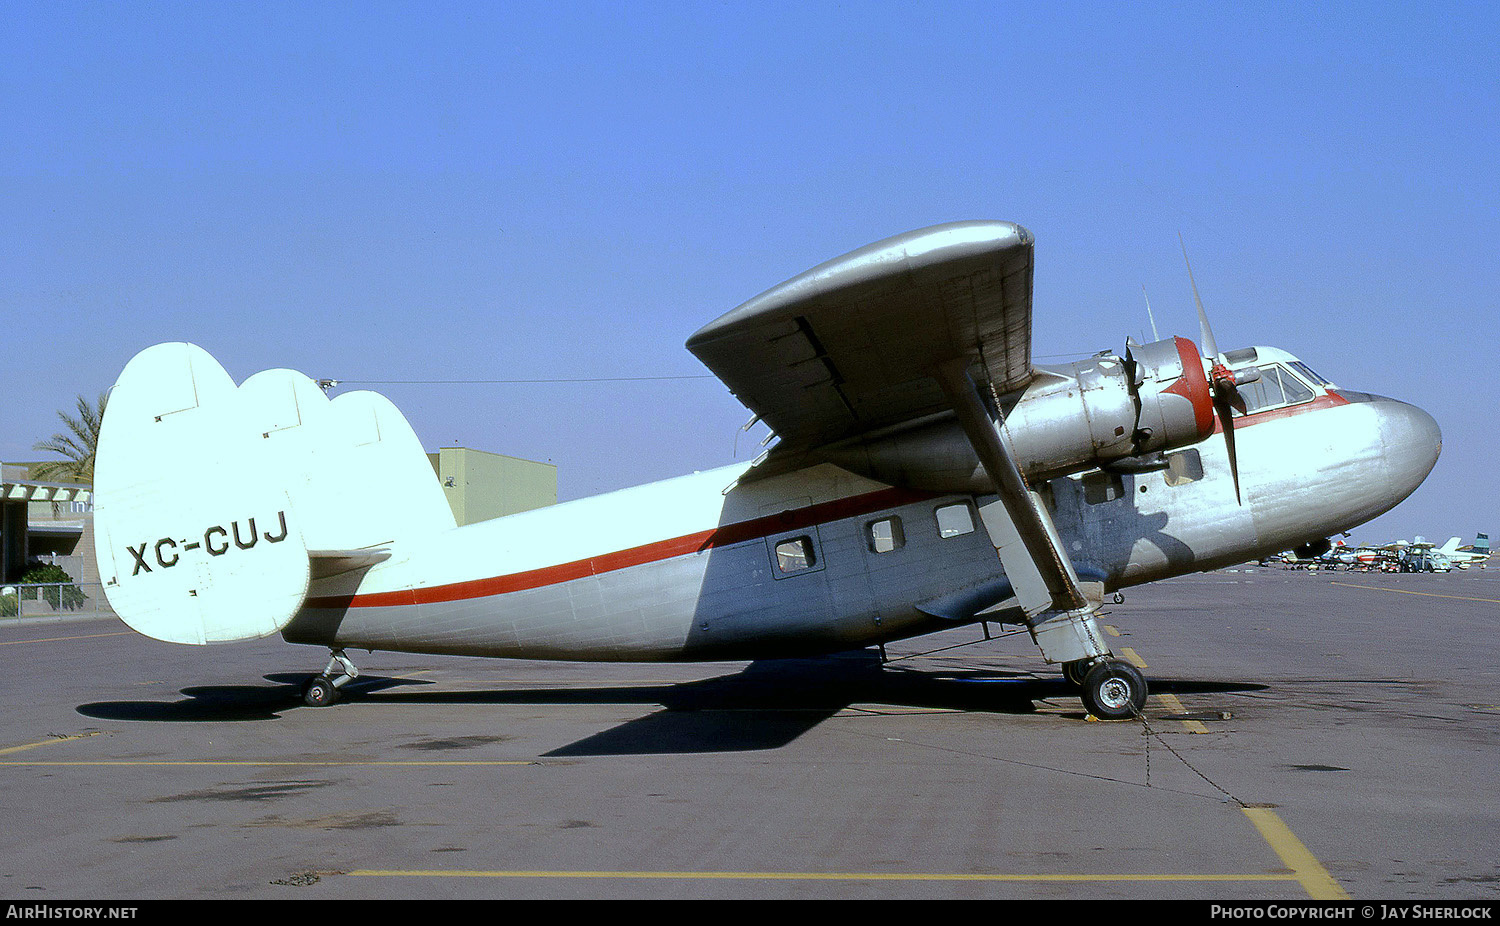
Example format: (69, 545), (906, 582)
(1179, 234), (1258, 505)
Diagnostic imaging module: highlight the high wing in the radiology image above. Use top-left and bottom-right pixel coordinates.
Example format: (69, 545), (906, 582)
(685, 221), (1035, 448)
(689, 221), (1111, 668)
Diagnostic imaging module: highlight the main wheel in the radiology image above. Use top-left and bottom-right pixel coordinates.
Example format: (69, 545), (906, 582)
(302, 675), (338, 707)
(1081, 660), (1147, 720)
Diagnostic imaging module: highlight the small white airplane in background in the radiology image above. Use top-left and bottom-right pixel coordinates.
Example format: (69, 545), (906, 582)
(1438, 535), (1490, 568)
(91, 221), (1442, 721)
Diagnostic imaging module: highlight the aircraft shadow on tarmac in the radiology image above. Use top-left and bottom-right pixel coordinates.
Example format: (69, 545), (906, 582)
(75, 653), (1264, 754)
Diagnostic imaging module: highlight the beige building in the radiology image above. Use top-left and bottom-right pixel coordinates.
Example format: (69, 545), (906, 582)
(2, 462), (94, 585)
(427, 447), (557, 526)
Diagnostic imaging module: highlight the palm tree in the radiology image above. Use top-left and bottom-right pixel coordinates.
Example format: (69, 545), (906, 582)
(32, 391), (108, 484)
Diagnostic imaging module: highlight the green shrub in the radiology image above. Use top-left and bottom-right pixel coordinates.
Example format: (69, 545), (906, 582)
(18, 563), (87, 610)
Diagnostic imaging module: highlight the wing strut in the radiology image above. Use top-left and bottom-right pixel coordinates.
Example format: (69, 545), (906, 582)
(932, 359), (1111, 666)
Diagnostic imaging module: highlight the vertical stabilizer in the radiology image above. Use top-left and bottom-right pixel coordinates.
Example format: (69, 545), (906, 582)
(94, 343), (454, 645)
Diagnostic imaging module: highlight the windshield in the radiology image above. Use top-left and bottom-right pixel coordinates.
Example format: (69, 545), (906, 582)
(1231, 364), (1317, 417)
(1288, 360), (1332, 388)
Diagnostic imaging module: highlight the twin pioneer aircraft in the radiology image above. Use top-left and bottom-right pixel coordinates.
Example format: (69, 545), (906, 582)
(92, 221), (1442, 720)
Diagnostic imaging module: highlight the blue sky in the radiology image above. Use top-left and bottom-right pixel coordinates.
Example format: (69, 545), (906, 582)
(2, 0), (1494, 544)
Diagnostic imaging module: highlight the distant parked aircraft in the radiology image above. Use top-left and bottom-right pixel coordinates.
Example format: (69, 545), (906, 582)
(1439, 535), (1490, 568)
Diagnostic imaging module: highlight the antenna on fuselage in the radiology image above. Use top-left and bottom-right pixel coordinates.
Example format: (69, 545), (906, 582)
(1141, 284), (1161, 342)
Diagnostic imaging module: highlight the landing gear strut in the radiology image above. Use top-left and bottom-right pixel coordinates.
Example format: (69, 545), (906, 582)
(1061, 659), (1091, 688)
(301, 649), (359, 707)
(1078, 659), (1147, 720)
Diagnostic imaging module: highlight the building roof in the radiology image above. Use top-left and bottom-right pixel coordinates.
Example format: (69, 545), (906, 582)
(2, 479), (91, 504)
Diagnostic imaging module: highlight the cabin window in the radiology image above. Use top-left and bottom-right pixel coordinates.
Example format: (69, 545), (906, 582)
(774, 536), (817, 573)
(866, 517), (905, 553)
(1164, 449), (1203, 487)
(935, 503), (975, 538)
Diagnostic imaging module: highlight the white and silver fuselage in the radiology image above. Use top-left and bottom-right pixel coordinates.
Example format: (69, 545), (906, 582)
(283, 355), (1441, 663)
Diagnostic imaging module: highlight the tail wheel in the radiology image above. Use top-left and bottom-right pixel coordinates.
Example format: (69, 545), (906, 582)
(1081, 660), (1147, 720)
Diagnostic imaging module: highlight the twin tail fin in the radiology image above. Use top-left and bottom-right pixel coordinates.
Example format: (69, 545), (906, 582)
(94, 343), (454, 645)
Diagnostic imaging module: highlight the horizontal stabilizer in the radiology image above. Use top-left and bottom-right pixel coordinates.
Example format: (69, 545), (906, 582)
(309, 547), (393, 580)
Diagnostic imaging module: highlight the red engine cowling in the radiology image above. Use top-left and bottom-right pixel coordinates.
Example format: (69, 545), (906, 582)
(1123, 336), (1218, 457)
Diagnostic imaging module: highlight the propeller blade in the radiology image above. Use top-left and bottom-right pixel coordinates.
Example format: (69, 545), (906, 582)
(1178, 233), (1250, 505)
(1210, 364), (1259, 505)
(1179, 233), (1219, 361)
(1214, 390), (1242, 505)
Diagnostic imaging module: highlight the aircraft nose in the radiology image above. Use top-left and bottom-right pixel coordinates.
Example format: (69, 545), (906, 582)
(1375, 396), (1441, 500)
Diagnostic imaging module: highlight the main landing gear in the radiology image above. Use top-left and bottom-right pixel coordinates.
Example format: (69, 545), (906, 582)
(1061, 657), (1148, 721)
(301, 649), (360, 707)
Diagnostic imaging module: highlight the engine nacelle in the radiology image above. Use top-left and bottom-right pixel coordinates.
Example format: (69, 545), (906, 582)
(1119, 335), (1218, 460)
(817, 336), (1217, 491)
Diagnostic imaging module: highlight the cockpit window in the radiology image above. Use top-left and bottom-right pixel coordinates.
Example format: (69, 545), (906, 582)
(1288, 360), (1332, 388)
(1231, 364), (1316, 417)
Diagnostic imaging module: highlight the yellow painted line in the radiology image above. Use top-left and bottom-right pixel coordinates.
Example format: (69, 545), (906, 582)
(1090, 642), (1336, 899)
(1120, 643), (1208, 732)
(0, 732), (103, 756)
(346, 869), (1295, 884)
(1330, 582), (1500, 604)
(1114, 646), (1210, 731)
(1, 760), (535, 767)
(1101, 624), (1122, 637)
(1242, 807), (1349, 900)
(1155, 692), (1210, 734)
(0, 630), (134, 646)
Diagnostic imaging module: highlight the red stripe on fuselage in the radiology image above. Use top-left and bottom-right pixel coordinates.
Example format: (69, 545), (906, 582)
(1213, 391), (1349, 433)
(306, 485), (938, 610)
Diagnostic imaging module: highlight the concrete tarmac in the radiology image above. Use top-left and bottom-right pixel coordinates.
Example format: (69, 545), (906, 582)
(2, 566), (1497, 900)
